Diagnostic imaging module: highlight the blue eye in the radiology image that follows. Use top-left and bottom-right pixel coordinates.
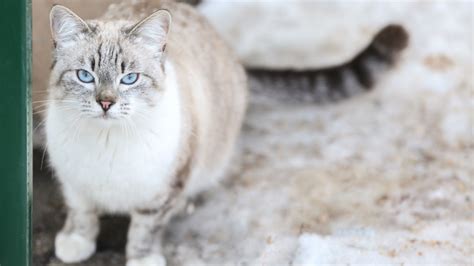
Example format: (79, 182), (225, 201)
(121, 73), (139, 85)
(76, 69), (94, 83)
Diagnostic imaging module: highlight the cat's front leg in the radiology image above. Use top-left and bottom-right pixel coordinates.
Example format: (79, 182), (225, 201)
(126, 194), (186, 266)
(125, 208), (172, 266)
(55, 208), (99, 263)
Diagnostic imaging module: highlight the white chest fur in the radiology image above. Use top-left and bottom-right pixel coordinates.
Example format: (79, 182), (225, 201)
(46, 63), (182, 213)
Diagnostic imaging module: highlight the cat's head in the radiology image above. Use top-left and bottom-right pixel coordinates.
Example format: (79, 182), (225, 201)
(48, 5), (171, 122)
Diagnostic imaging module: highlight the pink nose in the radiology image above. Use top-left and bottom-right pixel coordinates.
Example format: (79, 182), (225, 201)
(98, 100), (114, 112)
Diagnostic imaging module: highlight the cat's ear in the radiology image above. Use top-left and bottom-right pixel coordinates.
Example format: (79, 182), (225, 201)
(50, 5), (90, 48)
(128, 10), (172, 54)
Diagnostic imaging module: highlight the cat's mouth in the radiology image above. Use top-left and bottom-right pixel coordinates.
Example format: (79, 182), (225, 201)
(93, 113), (118, 120)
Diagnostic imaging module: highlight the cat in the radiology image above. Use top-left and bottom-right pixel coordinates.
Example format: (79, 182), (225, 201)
(44, 1), (408, 265)
(46, 1), (246, 265)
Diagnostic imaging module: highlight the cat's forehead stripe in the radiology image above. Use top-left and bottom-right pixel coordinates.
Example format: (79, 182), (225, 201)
(95, 41), (122, 75)
(97, 42), (103, 68)
(90, 57), (95, 71)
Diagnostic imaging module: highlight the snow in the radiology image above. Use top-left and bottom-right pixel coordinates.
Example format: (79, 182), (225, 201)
(294, 221), (473, 265)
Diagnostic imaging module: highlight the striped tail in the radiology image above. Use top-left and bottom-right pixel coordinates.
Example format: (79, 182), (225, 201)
(247, 24), (409, 103)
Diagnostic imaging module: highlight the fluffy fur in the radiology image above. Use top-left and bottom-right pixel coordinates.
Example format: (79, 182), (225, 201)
(45, 1), (247, 265)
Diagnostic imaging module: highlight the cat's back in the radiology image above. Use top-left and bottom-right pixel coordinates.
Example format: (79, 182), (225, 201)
(164, 2), (248, 195)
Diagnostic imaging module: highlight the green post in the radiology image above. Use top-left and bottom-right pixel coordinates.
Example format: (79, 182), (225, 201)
(0, 0), (32, 265)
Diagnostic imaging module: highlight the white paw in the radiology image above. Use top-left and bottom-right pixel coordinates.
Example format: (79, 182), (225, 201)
(126, 254), (166, 266)
(55, 232), (96, 263)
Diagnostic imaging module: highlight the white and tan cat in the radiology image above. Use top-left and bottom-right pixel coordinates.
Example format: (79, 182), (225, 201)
(46, 1), (246, 265)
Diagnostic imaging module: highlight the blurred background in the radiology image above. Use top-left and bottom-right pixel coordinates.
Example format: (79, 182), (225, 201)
(33, 0), (473, 265)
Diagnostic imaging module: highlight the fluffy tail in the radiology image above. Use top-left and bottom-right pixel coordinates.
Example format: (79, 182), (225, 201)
(247, 24), (409, 102)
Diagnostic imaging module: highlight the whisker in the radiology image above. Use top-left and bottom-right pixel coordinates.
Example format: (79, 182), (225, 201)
(40, 146), (48, 171)
(33, 106), (79, 115)
(32, 99), (77, 104)
(34, 118), (47, 133)
(71, 115), (85, 144)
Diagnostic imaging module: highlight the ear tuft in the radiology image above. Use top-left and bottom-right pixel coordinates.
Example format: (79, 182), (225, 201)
(128, 10), (172, 53)
(50, 5), (90, 48)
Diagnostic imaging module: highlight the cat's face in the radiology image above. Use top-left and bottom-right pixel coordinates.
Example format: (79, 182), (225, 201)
(48, 6), (171, 123)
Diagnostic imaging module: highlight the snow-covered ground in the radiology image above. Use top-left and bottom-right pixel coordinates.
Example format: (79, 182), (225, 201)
(161, 1), (473, 264)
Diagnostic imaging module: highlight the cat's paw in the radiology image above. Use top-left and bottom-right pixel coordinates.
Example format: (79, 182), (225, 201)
(126, 254), (166, 266)
(55, 232), (96, 263)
